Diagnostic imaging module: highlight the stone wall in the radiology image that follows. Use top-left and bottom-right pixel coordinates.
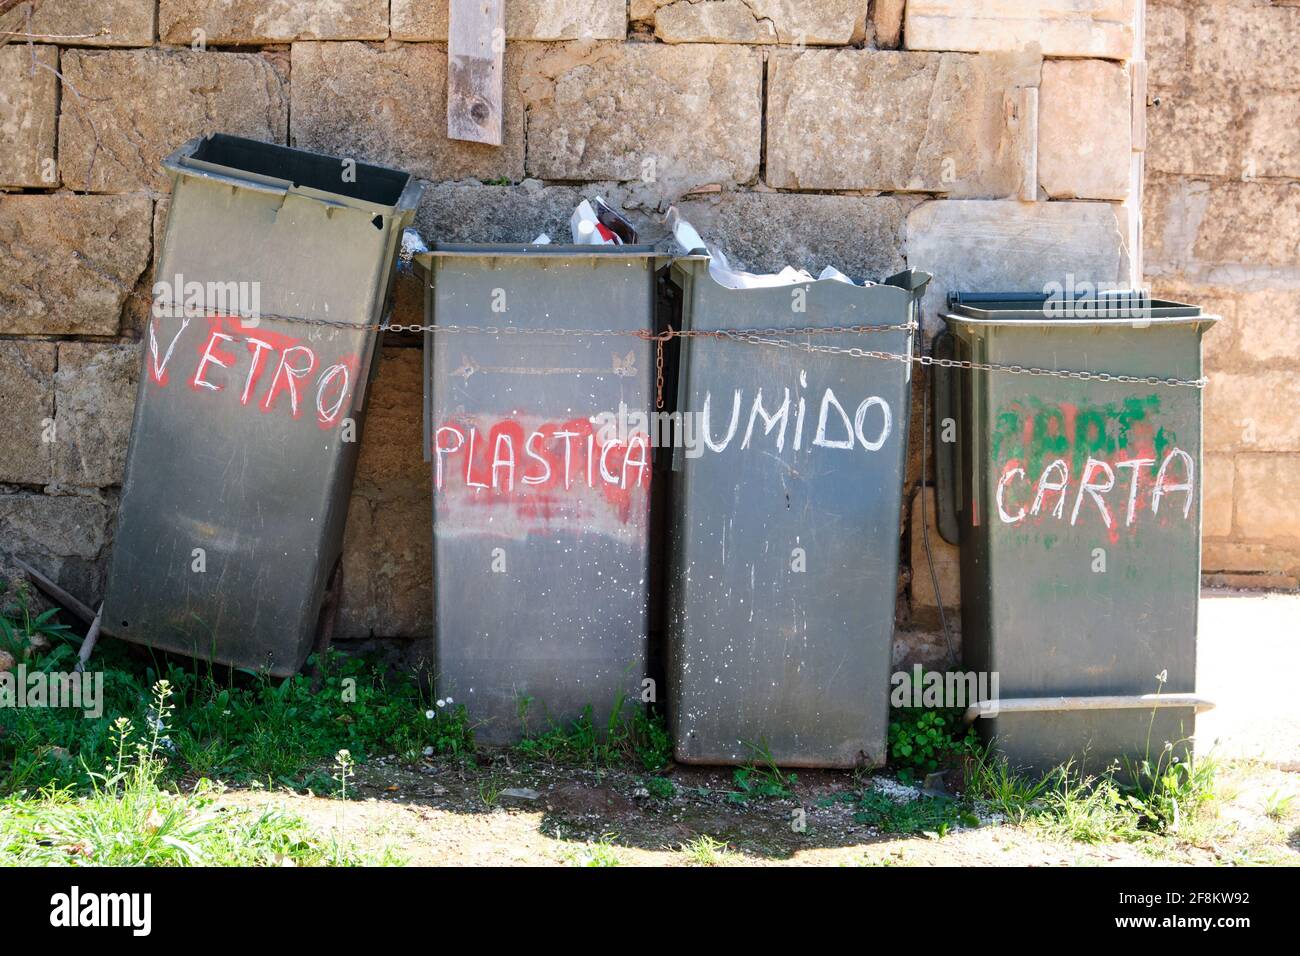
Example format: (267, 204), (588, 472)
(1143, 0), (1300, 590)
(3, 2), (1151, 648)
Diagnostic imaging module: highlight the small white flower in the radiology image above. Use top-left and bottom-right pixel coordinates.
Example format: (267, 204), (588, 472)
(1155, 669), (1168, 683)
(425, 709), (436, 720)
(436, 698), (447, 708)
(422, 746), (434, 757)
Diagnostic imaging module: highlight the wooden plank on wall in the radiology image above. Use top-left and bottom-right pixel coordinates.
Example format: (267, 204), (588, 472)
(447, 0), (504, 146)
(1131, 61), (1148, 152)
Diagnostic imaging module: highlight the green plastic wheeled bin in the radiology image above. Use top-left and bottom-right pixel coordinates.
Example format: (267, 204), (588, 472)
(415, 244), (665, 745)
(102, 134), (422, 675)
(666, 261), (930, 768)
(933, 292), (1218, 776)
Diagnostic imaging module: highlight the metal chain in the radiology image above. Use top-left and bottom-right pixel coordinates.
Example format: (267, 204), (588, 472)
(654, 335), (666, 411)
(915, 352), (1208, 390)
(73, 251), (1209, 391)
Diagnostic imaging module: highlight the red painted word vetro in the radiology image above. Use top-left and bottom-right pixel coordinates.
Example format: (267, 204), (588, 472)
(147, 315), (359, 429)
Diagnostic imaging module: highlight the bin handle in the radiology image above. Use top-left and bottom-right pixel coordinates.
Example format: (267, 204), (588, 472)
(964, 694), (1216, 723)
(930, 331), (961, 546)
(166, 157), (291, 198)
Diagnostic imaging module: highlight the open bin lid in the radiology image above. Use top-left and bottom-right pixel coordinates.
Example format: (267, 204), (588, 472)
(944, 291), (1212, 327)
(414, 239), (708, 271)
(164, 132), (423, 216)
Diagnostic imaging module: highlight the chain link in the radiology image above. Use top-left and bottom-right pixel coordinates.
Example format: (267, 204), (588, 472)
(915, 353), (1208, 389)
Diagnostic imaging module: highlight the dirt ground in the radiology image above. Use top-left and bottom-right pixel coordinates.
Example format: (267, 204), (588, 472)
(223, 590), (1300, 866)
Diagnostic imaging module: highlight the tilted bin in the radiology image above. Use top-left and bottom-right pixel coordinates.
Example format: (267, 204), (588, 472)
(415, 244), (660, 744)
(103, 134), (422, 675)
(666, 261), (930, 768)
(933, 292), (1217, 776)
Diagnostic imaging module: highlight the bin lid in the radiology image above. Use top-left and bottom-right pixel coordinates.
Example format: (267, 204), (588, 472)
(944, 291), (1214, 327)
(414, 239), (709, 271)
(420, 241), (664, 259)
(164, 133), (423, 215)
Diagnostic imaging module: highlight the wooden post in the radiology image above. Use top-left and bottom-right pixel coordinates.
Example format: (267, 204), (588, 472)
(12, 556), (95, 625)
(1130, 61), (1148, 153)
(447, 0), (505, 146)
(76, 605), (103, 673)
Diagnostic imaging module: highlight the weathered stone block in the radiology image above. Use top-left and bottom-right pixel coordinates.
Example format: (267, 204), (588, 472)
(1187, 3), (1300, 90)
(291, 42), (524, 184)
(910, 489), (960, 609)
(1148, 81), (1299, 181)
(0, 556), (54, 620)
(0, 194), (151, 336)
(1038, 59), (1130, 200)
(1234, 454), (1300, 541)
(415, 179), (589, 243)
(905, 0), (1135, 60)
(0, 0), (154, 48)
(675, 192), (906, 278)
(1242, 91), (1300, 181)
(1204, 371), (1300, 453)
(1202, 540), (1300, 577)
(160, 0), (387, 44)
(906, 199), (1130, 333)
(54, 343), (140, 489)
(1201, 570), (1299, 591)
(338, 348), (431, 639)
(389, 270), (426, 330)
(1234, 289), (1300, 365)
(893, 628), (963, 670)
(765, 49), (1038, 196)
(644, 0), (867, 45)
(0, 492), (113, 604)
(58, 50), (288, 195)
(1145, 83), (1239, 179)
(522, 43), (761, 202)
(391, 0), (626, 40)
(1143, 178), (1300, 275)
(0, 492), (108, 559)
(0, 45), (58, 188)
(0, 342), (55, 486)
(1145, 3), (1186, 83)
(1203, 452), (1234, 538)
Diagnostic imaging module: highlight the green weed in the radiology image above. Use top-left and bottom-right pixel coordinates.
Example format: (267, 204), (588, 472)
(562, 833), (621, 867)
(852, 789), (978, 836)
(681, 834), (732, 865)
(514, 697), (671, 771)
(888, 706), (976, 783)
(1264, 790), (1294, 822)
(641, 776), (676, 800)
(728, 741), (796, 803)
(0, 681), (379, 866)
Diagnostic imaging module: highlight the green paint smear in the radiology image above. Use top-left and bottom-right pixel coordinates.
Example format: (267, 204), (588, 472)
(990, 393), (1173, 478)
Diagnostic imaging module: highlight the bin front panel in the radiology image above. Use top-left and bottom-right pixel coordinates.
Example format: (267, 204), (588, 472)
(668, 273), (916, 768)
(427, 252), (655, 744)
(103, 171), (407, 675)
(979, 707), (1198, 779)
(969, 323), (1205, 699)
